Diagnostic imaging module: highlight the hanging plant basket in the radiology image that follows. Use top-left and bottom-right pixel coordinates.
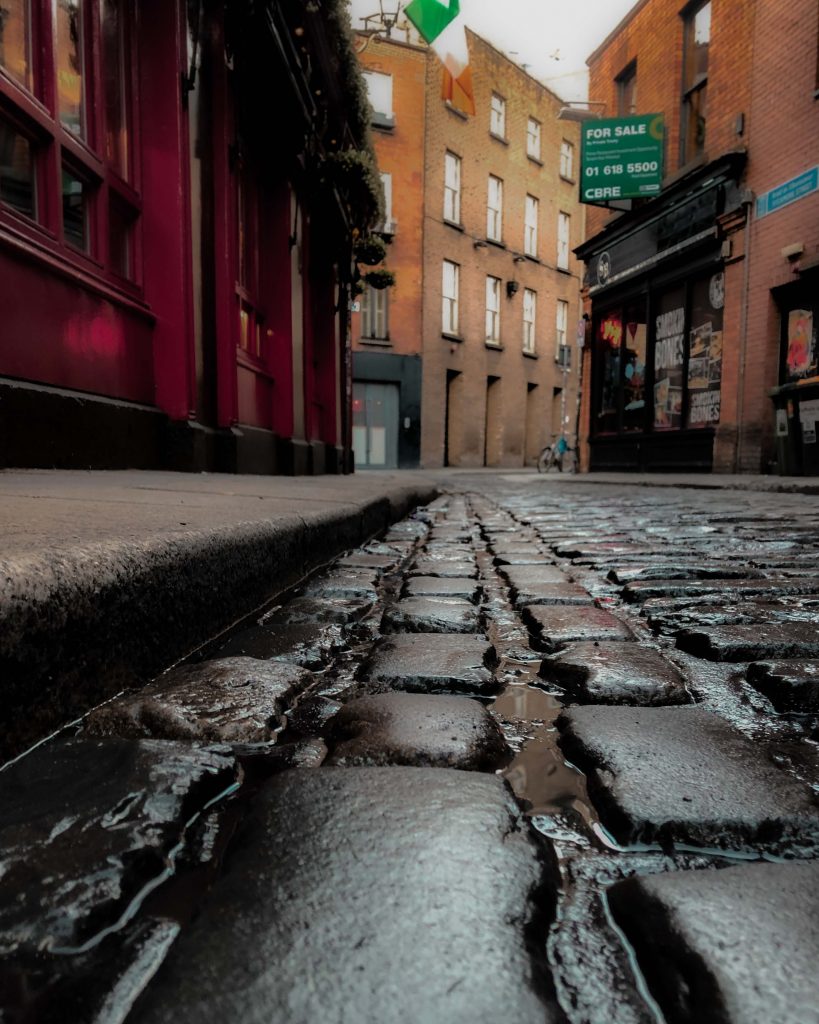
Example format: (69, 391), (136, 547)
(364, 269), (396, 290)
(354, 234), (388, 266)
(323, 149), (384, 232)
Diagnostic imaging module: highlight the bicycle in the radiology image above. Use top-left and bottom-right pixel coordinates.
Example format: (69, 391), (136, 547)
(537, 435), (577, 474)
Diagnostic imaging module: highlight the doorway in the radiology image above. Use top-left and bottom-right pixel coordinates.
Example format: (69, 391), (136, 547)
(352, 382), (399, 469)
(484, 375), (501, 466)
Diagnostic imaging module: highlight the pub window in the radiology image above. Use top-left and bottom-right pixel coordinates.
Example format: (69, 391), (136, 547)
(681, 1), (710, 165)
(0, 0), (141, 281)
(616, 60), (637, 116)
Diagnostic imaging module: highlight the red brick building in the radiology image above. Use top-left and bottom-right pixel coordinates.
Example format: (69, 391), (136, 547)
(353, 29), (584, 469)
(577, 0), (819, 474)
(0, 0), (377, 474)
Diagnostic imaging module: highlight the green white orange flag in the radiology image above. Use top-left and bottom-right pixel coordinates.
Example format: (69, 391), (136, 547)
(404, 0), (475, 115)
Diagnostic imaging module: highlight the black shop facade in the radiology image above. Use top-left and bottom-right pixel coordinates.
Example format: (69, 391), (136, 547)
(576, 154), (746, 472)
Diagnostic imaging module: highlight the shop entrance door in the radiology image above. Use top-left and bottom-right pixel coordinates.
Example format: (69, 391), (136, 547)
(352, 382), (399, 469)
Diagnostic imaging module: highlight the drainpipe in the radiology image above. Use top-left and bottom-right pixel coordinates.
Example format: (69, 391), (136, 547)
(734, 193), (754, 472)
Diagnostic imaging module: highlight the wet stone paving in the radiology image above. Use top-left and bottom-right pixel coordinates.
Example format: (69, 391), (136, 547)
(2, 480), (819, 1023)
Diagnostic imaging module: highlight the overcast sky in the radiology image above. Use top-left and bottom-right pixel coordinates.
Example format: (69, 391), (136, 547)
(348, 0), (639, 102)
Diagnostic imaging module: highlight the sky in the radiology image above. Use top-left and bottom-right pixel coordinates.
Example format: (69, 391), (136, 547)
(348, 0), (639, 103)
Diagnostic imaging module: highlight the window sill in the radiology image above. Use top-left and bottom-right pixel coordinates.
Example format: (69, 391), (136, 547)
(560, 175), (576, 185)
(523, 350), (538, 359)
(445, 102), (468, 121)
(527, 155), (543, 167)
(556, 265), (572, 275)
(442, 331), (463, 343)
(0, 216), (152, 321)
(371, 113), (395, 131)
(485, 340), (503, 350)
(237, 348), (274, 378)
(359, 337), (392, 347)
(489, 132), (508, 145)
(523, 253), (540, 264)
(485, 237), (506, 249)
(444, 219), (465, 232)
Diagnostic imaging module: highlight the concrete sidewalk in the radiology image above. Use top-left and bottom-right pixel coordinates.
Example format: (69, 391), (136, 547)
(0, 469), (438, 759)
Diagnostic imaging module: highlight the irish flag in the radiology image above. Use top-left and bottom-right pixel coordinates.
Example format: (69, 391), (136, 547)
(405, 0), (475, 115)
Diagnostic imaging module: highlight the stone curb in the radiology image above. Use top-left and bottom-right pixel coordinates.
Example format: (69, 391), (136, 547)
(0, 482), (438, 760)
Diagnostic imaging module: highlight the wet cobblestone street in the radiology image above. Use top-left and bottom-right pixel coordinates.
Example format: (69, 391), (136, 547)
(2, 479), (819, 1023)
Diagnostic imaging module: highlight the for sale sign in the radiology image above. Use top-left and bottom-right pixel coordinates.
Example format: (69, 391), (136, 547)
(580, 115), (664, 204)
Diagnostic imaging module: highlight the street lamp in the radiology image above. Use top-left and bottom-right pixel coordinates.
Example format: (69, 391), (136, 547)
(373, 0), (402, 37)
(557, 101), (606, 122)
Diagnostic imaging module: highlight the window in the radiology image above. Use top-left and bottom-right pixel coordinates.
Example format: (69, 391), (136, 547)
(379, 172), (393, 233)
(490, 92), (506, 138)
(526, 117), (541, 160)
(617, 60), (637, 116)
(485, 275), (501, 344)
(0, 0), (140, 280)
(557, 212), (571, 270)
(360, 285), (389, 341)
(681, 1), (710, 164)
(523, 289), (536, 354)
(363, 70), (394, 126)
(556, 299), (568, 360)
(444, 151), (461, 224)
(487, 175), (503, 242)
(524, 194), (538, 257)
(237, 154), (263, 358)
(560, 140), (574, 181)
(442, 259), (459, 334)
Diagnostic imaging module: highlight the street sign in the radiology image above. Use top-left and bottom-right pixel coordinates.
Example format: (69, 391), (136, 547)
(580, 114), (665, 204)
(756, 166), (818, 219)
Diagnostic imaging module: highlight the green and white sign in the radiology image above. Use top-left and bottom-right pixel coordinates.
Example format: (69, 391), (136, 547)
(581, 114), (665, 204)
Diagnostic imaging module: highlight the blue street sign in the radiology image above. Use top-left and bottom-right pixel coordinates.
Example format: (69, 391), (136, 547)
(756, 166), (818, 219)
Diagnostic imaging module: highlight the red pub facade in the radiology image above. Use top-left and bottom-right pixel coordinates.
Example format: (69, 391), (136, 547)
(0, 0), (374, 473)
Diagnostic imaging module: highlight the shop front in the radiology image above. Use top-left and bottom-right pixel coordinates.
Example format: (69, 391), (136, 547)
(769, 271), (819, 476)
(577, 154), (745, 472)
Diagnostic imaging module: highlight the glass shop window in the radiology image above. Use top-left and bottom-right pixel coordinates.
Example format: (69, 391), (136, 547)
(686, 272), (724, 428)
(652, 287), (686, 430)
(622, 299), (648, 431)
(596, 310), (623, 434)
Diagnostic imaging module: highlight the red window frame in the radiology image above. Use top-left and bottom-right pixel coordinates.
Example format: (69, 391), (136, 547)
(0, 0), (142, 294)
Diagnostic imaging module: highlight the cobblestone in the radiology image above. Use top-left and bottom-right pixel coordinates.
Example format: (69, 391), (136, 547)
(4, 479), (819, 1024)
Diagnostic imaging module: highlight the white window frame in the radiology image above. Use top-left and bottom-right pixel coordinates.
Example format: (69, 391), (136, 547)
(380, 172), (393, 233)
(556, 298), (569, 359)
(524, 194), (538, 257)
(442, 259), (459, 334)
(360, 285), (389, 341)
(444, 151), (461, 224)
(490, 92), (506, 138)
(557, 211), (571, 270)
(560, 140), (574, 180)
(485, 275), (501, 344)
(523, 288), (537, 354)
(487, 175), (503, 242)
(362, 70), (393, 121)
(527, 117), (541, 160)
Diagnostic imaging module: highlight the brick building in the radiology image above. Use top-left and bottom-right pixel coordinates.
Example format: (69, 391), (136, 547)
(352, 29), (584, 469)
(576, 0), (819, 474)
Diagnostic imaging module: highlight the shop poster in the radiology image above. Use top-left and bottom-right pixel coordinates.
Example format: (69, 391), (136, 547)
(687, 321), (722, 426)
(786, 310), (817, 381)
(653, 306), (685, 429)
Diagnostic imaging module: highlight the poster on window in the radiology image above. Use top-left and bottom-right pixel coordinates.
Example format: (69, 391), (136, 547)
(786, 310), (817, 381)
(687, 321), (722, 426)
(653, 306), (685, 429)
